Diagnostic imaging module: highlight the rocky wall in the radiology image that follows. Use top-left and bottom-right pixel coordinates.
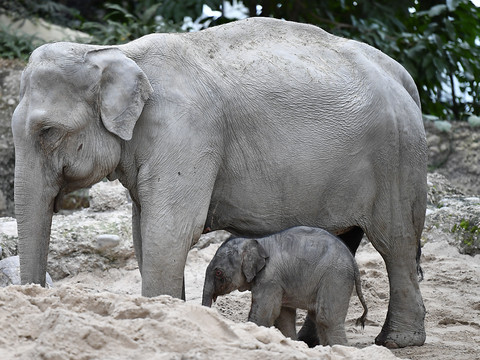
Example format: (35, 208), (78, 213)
(0, 59), (23, 217)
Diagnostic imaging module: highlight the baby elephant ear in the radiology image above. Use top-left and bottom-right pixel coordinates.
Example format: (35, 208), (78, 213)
(86, 48), (153, 141)
(242, 239), (268, 283)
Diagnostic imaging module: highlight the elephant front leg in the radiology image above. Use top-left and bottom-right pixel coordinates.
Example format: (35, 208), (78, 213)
(248, 286), (283, 328)
(140, 230), (189, 298)
(136, 171), (215, 298)
(132, 197), (190, 299)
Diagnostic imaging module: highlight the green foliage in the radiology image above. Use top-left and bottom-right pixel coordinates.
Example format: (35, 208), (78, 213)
(158, 0), (220, 24)
(397, 1), (480, 119)
(81, 2), (181, 45)
(198, 0), (480, 120)
(0, 0), (81, 27)
(0, 24), (42, 60)
(452, 218), (480, 255)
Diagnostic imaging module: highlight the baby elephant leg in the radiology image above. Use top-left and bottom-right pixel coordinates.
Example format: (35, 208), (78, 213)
(315, 288), (350, 345)
(248, 286), (283, 328)
(316, 319), (348, 346)
(274, 307), (297, 340)
(297, 312), (320, 347)
(298, 310), (346, 346)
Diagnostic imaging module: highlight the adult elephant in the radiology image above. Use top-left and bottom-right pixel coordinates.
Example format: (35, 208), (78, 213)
(12, 18), (427, 348)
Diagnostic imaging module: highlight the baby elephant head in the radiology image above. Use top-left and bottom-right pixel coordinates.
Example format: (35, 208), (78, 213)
(202, 238), (268, 307)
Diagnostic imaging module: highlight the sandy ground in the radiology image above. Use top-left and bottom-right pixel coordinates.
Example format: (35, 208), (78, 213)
(1, 229), (477, 359)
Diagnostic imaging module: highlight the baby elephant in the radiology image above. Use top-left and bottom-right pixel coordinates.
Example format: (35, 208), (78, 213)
(202, 226), (368, 346)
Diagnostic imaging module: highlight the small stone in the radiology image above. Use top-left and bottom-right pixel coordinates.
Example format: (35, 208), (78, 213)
(96, 234), (121, 249)
(7, 98), (16, 106)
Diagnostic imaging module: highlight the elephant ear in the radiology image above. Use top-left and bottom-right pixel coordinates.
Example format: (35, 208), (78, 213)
(242, 239), (268, 283)
(86, 48), (153, 141)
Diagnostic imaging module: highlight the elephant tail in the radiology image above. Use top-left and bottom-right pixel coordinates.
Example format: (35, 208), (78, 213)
(416, 241), (424, 282)
(353, 261), (368, 328)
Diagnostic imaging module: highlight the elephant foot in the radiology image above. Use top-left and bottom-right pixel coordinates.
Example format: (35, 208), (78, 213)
(375, 326), (426, 348)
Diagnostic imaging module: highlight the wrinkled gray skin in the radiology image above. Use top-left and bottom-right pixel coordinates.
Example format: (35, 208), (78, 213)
(202, 227), (368, 346)
(11, 17), (427, 347)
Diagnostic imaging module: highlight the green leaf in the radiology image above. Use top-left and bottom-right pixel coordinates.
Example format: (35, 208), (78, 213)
(141, 3), (162, 24)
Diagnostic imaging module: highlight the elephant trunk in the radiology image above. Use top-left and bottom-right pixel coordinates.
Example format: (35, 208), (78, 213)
(14, 162), (57, 286)
(202, 276), (215, 307)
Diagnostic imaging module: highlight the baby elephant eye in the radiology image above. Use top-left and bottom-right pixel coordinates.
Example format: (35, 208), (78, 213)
(215, 269), (223, 278)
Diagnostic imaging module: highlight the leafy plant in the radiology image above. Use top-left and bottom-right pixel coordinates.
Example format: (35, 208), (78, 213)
(0, 0), (80, 28)
(197, 0), (480, 120)
(452, 218), (480, 255)
(397, 1), (480, 120)
(0, 24), (42, 60)
(81, 2), (181, 45)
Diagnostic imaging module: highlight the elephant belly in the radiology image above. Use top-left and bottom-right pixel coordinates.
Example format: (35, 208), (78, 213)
(282, 293), (316, 312)
(204, 176), (365, 237)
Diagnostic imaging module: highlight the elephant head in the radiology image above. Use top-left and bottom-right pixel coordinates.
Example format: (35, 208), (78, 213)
(11, 43), (153, 285)
(202, 238), (268, 307)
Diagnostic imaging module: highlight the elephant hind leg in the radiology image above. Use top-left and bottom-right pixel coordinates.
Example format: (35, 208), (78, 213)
(366, 194), (426, 347)
(314, 311), (348, 346)
(297, 312), (320, 347)
(274, 307), (297, 340)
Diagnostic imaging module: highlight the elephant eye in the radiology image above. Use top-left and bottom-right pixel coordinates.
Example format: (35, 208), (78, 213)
(40, 126), (52, 136)
(215, 269), (223, 278)
(39, 126), (59, 140)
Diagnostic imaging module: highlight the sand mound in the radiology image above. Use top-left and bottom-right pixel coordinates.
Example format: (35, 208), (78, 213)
(0, 284), (399, 360)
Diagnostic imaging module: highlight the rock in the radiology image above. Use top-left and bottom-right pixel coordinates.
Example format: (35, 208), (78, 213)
(96, 234), (121, 250)
(425, 120), (480, 195)
(0, 256), (53, 287)
(0, 208), (136, 281)
(427, 172), (463, 207)
(59, 189), (90, 211)
(0, 14), (91, 43)
(46, 207), (136, 279)
(0, 217), (18, 258)
(89, 181), (129, 212)
(193, 230), (231, 250)
(424, 174), (480, 255)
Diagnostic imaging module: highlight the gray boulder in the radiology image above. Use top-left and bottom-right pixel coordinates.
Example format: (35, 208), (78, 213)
(0, 256), (53, 287)
(425, 173), (480, 256)
(89, 180), (129, 212)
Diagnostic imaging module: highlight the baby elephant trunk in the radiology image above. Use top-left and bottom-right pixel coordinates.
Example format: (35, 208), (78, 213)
(202, 277), (215, 307)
